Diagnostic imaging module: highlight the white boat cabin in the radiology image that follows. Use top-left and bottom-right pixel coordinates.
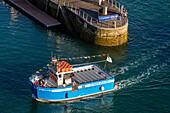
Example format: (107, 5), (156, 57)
(31, 61), (112, 88)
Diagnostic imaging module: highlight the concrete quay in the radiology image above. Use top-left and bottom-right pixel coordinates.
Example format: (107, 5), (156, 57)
(4, 0), (61, 28)
(14, 0), (129, 46)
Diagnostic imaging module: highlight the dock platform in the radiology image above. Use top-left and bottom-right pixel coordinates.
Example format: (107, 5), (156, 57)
(53, 0), (127, 28)
(6, 0), (61, 28)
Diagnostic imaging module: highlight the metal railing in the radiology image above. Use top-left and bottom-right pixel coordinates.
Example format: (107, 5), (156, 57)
(53, 0), (128, 29)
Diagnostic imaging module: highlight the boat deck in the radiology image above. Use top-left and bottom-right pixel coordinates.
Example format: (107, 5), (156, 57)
(32, 64), (113, 88)
(72, 65), (112, 84)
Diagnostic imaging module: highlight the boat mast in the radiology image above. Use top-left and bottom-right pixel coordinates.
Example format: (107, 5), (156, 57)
(104, 54), (109, 69)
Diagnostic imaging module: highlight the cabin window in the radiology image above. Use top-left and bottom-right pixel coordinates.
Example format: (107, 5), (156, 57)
(59, 74), (62, 78)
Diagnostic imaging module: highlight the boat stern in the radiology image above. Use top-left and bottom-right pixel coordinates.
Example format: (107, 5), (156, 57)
(29, 75), (39, 99)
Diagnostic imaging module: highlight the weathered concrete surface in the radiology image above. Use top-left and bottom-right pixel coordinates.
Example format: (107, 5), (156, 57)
(66, 7), (128, 46)
(28, 0), (128, 46)
(95, 23), (128, 46)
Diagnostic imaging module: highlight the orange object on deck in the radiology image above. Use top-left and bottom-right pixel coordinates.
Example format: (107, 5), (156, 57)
(56, 61), (72, 72)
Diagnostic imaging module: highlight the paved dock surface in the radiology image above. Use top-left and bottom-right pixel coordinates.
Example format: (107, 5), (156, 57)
(7, 0), (61, 28)
(59, 0), (120, 18)
(54, 0), (127, 28)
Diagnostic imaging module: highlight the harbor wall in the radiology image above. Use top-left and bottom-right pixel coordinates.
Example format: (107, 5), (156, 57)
(28, 0), (128, 46)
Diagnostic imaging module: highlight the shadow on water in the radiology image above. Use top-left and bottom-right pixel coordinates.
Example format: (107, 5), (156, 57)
(29, 92), (115, 113)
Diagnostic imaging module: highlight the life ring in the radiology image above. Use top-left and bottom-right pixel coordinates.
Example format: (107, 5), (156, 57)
(100, 86), (104, 91)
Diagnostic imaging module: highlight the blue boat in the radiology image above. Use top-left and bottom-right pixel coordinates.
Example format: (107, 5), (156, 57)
(29, 56), (115, 102)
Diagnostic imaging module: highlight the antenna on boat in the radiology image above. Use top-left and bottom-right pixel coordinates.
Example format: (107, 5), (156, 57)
(51, 51), (53, 61)
(104, 53), (110, 69)
(104, 59), (107, 69)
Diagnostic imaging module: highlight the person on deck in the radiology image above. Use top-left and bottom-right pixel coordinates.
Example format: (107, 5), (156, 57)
(102, 0), (105, 5)
(43, 80), (47, 87)
(99, 0), (102, 5)
(124, 10), (127, 17)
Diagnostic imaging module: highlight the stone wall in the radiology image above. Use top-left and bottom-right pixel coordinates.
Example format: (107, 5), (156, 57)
(28, 0), (128, 46)
(66, 8), (128, 46)
(95, 23), (128, 46)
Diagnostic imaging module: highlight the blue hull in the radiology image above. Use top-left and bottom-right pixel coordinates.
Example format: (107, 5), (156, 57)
(29, 78), (115, 102)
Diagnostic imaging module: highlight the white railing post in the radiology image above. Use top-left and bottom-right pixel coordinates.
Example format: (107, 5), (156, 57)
(79, 9), (81, 16)
(90, 17), (92, 24)
(112, 0), (113, 7)
(115, 0), (117, 8)
(76, 9), (78, 14)
(83, 12), (85, 19)
(74, 7), (76, 13)
(45, 0), (49, 13)
(63, 0), (66, 6)
(86, 14), (88, 21)
(72, 5), (73, 11)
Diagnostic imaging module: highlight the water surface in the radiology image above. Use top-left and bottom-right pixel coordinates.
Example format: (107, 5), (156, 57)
(0, 0), (169, 112)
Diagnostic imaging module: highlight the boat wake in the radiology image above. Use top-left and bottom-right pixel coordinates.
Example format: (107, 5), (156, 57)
(114, 62), (168, 91)
(112, 41), (169, 91)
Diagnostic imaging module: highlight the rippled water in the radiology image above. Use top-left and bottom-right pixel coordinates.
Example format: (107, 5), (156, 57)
(0, 0), (169, 112)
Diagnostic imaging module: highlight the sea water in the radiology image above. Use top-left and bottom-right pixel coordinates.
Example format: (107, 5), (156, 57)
(0, 0), (169, 112)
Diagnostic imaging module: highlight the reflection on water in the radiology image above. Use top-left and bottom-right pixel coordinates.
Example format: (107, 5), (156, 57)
(1, 0), (170, 112)
(44, 26), (128, 69)
(29, 93), (115, 113)
(10, 7), (19, 22)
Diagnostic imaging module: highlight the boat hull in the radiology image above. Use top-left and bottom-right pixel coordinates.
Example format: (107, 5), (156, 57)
(29, 78), (115, 102)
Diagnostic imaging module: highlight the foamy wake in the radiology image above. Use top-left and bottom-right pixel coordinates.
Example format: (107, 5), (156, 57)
(114, 62), (167, 91)
(111, 42), (169, 77)
(111, 42), (169, 91)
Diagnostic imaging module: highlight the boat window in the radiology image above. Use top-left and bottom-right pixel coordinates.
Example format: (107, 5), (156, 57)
(59, 74), (62, 78)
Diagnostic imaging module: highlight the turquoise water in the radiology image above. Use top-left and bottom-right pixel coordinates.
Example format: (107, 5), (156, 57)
(0, 0), (169, 112)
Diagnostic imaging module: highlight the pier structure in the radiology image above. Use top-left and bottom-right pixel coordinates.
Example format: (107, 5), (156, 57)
(4, 0), (61, 28)
(14, 0), (128, 46)
(57, 0), (127, 28)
